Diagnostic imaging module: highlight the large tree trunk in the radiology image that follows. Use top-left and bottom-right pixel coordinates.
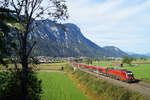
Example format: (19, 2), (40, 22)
(21, 58), (28, 100)
(21, 34), (29, 100)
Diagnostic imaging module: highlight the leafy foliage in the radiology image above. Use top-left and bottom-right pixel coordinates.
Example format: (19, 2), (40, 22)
(0, 71), (42, 100)
(122, 56), (134, 65)
(0, 7), (17, 65)
(84, 59), (93, 65)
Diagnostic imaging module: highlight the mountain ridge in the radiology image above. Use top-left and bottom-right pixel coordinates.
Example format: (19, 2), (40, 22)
(30, 20), (147, 58)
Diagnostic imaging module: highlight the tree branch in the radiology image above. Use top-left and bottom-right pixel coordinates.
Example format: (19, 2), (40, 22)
(27, 41), (36, 58)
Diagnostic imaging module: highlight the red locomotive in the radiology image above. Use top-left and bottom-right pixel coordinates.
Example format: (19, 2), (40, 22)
(72, 63), (135, 83)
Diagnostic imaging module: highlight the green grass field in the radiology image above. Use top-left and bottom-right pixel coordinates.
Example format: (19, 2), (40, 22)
(118, 64), (150, 80)
(38, 72), (89, 100)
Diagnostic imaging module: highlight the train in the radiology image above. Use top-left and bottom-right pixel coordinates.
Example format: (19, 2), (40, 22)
(72, 63), (135, 83)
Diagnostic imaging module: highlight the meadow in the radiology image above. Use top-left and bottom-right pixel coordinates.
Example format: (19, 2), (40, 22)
(115, 64), (150, 80)
(38, 72), (89, 100)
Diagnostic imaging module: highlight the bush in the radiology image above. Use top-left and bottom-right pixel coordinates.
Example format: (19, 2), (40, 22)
(64, 64), (74, 72)
(0, 71), (42, 100)
(122, 56), (134, 65)
(0, 71), (22, 100)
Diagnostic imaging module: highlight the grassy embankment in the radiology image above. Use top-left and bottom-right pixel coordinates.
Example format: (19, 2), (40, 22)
(65, 65), (149, 100)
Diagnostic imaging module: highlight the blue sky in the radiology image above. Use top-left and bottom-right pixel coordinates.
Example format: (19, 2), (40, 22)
(66, 0), (150, 54)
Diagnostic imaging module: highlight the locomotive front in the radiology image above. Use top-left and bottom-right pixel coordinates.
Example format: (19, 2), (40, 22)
(125, 71), (135, 82)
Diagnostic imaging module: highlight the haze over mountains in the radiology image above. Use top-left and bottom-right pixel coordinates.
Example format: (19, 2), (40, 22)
(146, 53), (150, 57)
(31, 20), (148, 58)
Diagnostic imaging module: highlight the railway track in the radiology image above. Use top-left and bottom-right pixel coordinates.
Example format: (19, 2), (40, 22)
(138, 82), (150, 88)
(79, 68), (150, 98)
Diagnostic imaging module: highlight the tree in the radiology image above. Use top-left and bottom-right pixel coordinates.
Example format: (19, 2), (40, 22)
(122, 56), (134, 65)
(1, 0), (68, 100)
(84, 58), (92, 65)
(0, 7), (40, 100)
(0, 7), (16, 66)
(140, 57), (147, 61)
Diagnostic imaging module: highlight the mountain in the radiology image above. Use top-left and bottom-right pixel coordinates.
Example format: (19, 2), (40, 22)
(31, 20), (107, 57)
(30, 20), (143, 58)
(102, 46), (128, 57)
(126, 52), (149, 58)
(145, 53), (150, 57)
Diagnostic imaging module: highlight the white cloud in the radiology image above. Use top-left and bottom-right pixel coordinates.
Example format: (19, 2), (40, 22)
(66, 0), (150, 54)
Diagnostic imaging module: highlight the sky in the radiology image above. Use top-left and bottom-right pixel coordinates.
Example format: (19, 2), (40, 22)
(66, 0), (150, 54)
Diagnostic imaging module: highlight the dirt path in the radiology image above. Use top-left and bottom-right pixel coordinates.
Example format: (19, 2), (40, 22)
(37, 70), (67, 74)
(79, 69), (150, 98)
(37, 70), (62, 72)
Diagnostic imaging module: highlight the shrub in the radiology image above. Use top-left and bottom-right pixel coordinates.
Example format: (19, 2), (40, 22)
(0, 71), (42, 100)
(64, 64), (74, 72)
